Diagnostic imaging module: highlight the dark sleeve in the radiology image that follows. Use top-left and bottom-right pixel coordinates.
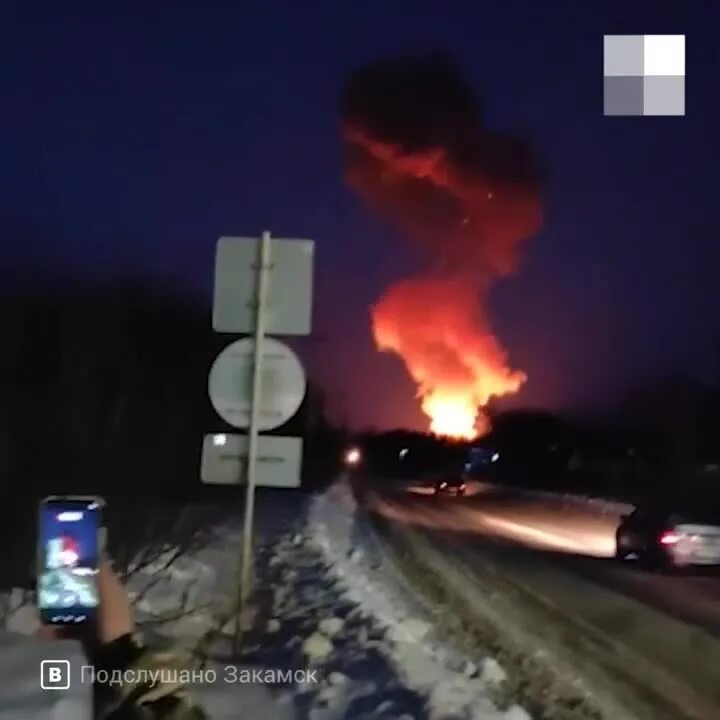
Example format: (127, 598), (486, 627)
(92, 634), (208, 720)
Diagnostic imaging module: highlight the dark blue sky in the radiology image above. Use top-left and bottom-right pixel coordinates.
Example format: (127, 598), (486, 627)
(2, 2), (718, 430)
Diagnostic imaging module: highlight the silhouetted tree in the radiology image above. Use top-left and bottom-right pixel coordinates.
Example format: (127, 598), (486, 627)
(0, 281), (340, 587)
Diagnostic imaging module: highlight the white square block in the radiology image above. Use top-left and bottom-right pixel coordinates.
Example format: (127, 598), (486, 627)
(644, 34), (685, 76)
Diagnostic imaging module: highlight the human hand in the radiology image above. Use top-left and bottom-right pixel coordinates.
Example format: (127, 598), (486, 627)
(96, 561), (134, 644)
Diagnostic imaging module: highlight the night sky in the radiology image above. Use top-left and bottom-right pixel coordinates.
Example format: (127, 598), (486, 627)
(2, 2), (718, 431)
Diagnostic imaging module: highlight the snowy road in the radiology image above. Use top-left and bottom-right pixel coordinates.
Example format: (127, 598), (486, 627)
(368, 482), (720, 637)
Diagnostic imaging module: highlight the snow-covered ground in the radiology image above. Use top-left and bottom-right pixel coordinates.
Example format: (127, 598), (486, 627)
(0, 482), (532, 719)
(0, 634), (91, 720)
(306, 482), (531, 720)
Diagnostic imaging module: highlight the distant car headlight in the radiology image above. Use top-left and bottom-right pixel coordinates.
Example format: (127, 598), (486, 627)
(344, 447), (362, 466)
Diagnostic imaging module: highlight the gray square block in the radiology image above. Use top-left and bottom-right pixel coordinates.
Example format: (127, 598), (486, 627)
(643, 76), (685, 116)
(604, 76), (644, 116)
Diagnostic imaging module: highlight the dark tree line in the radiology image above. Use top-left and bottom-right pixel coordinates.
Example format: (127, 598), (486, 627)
(0, 283), (213, 500)
(356, 387), (720, 503)
(0, 282), (343, 588)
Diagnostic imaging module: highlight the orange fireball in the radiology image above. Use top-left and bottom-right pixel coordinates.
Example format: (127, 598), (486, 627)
(423, 394), (480, 440)
(372, 277), (527, 439)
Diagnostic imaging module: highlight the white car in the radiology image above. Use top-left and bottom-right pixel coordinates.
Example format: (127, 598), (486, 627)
(616, 501), (720, 569)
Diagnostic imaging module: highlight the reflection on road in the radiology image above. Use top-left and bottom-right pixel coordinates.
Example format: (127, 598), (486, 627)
(368, 480), (720, 635)
(373, 480), (619, 557)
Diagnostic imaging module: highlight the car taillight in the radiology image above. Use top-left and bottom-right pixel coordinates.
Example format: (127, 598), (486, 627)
(659, 531), (680, 545)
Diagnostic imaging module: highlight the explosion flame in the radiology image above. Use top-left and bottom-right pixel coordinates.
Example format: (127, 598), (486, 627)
(342, 53), (542, 438)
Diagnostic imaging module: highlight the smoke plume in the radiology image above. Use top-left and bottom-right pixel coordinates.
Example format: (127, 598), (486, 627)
(342, 53), (542, 437)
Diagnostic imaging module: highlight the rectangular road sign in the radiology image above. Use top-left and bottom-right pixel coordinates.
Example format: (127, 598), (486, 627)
(213, 236), (314, 335)
(200, 433), (302, 488)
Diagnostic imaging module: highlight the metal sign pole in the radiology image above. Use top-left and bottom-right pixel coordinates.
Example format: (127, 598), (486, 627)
(234, 230), (271, 652)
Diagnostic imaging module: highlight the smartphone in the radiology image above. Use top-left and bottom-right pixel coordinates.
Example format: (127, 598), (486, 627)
(37, 496), (105, 625)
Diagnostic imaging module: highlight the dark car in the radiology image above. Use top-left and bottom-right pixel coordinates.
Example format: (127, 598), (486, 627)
(616, 500), (720, 569)
(434, 476), (467, 496)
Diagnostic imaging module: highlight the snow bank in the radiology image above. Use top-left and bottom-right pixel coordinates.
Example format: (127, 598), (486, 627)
(308, 481), (532, 720)
(127, 524), (242, 647)
(0, 634), (90, 720)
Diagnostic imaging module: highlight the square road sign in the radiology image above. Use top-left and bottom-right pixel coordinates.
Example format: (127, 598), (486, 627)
(201, 433), (303, 488)
(213, 236), (314, 335)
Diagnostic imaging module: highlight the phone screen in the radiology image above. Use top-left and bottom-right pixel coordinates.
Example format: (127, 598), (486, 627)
(38, 498), (102, 624)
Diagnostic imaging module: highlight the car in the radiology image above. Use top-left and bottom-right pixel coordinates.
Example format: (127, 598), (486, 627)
(615, 500), (720, 570)
(434, 477), (467, 496)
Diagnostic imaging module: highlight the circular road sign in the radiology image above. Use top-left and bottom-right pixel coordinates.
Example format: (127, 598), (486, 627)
(208, 337), (306, 431)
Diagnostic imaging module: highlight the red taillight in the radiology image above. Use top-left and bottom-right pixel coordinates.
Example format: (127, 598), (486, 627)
(659, 531), (680, 545)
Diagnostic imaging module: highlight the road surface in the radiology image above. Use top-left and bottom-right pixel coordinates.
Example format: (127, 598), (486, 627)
(368, 480), (720, 637)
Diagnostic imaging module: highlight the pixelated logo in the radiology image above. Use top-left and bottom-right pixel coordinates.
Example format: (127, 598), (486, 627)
(604, 35), (685, 116)
(40, 660), (71, 690)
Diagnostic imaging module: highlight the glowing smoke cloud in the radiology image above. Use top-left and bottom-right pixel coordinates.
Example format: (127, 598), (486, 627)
(342, 53), (542, 438)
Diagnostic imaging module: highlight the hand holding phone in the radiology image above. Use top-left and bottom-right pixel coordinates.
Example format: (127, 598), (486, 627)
(37, 496), (105, 625)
